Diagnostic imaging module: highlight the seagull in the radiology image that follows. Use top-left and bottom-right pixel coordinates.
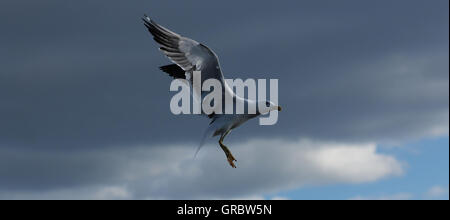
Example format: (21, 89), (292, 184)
(142, 15), (281, 168)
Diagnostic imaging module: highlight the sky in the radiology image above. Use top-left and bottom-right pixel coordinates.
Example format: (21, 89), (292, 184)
(0, 0), (448, 200)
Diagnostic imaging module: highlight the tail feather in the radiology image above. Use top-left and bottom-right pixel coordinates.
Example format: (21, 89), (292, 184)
(194, 122), (217, 158)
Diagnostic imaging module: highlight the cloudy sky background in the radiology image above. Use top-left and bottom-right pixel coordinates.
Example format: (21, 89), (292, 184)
(0, 0), (448, 199)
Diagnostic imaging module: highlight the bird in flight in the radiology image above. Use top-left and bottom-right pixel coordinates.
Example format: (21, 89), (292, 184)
(142, 15), (281, 168)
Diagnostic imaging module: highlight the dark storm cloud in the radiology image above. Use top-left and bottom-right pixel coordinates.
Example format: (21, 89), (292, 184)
(0, 0), (448, 196)
(1, 0), (447, 150)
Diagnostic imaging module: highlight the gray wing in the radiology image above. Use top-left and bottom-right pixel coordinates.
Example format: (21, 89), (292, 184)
(142, 15), (225, 88)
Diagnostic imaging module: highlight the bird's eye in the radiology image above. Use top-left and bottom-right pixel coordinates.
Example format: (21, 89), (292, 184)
(265, 101), (270, 106)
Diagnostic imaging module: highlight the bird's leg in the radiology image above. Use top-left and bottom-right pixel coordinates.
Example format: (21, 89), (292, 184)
(219, 140), (237, 168)
(219, 131), (237, 168)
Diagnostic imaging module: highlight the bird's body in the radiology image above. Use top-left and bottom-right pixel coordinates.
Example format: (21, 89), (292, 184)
(143, 15), (280, 168)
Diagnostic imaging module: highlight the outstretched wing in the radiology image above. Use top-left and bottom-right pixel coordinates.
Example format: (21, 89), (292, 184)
(142, 15), (237, 155)
(142, 15), (225, 87)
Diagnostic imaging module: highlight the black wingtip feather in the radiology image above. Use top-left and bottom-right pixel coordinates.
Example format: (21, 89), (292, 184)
(159, 64), (186, 79)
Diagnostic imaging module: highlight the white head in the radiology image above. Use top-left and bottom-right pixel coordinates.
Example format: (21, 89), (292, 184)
(257, 100), (281, 115)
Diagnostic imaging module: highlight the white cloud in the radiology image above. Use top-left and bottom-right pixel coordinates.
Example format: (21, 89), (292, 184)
(0, 138), (404, 199)
(424, 185), (449, 199)
(271, 196), (289, 200)
(93, 186), (131, 200)
(303, 142), (403, 183)
(0, 185), (132, 200)
(350, 193), (413, 200)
